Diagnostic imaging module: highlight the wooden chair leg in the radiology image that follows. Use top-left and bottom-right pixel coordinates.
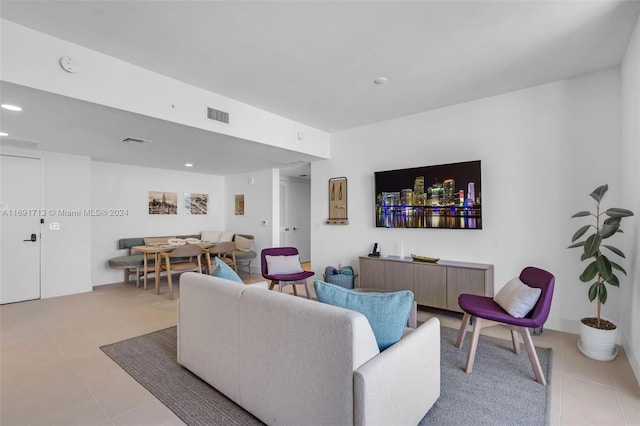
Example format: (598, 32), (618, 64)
(269, 280), (276, 290)
(303, 280), (311, 299)
(292, 284), (298, 296)
(517, 326), (546, 385)
(465, 317), (483, 373)
(167, 272), (173, 300)
(456, 312), (471, 348)
(511, 329), (521, 354)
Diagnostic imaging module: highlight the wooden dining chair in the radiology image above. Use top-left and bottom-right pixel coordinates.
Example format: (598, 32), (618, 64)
(159, 243), (202, 300)
(205, 241), (238, 274)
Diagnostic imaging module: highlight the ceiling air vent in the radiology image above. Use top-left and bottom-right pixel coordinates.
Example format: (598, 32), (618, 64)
(207, 107), (230, 124)
(122, 137), (152, 144)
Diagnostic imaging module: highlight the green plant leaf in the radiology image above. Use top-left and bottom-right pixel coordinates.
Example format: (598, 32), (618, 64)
(571, 211), (592, 218)
(571, 225), (591, 242)
(581, 251), (593, 261)
(568, 241), (586, 249)
(596, 255), (612, 281)
(605, 208), (634, 218)
(600, 217), (620, 239)
(602, 244), (626, 258)
(583, 234), (601, 257)
(606, 274), (620, 287)
(599, 282), (608, 304)
(589, 184), (608, 203)
(588, 282), (598, 302)
(580, 261), (598, 282)
(610, 261), (627, 276)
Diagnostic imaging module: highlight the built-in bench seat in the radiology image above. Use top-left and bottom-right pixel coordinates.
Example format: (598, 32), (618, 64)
(108, 233), (256, 285)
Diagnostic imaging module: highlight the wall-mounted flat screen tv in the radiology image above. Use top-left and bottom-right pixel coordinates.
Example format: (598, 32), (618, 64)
(375, 160), (482, 229)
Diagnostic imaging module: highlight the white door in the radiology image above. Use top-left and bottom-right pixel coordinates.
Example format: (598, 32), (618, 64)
(289, 180), (311, 262)
(279, 179), (311, 262)
(279, 181), (290, 246)
(1, 155), (42, 304)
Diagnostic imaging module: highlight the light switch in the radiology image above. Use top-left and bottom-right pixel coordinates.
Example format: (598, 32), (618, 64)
(49, 222), (60, 230)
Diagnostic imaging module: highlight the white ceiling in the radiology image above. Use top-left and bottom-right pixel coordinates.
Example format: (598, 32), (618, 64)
(1, 1), (639, 175)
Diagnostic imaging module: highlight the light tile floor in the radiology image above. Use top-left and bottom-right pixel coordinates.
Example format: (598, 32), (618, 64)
(1, 273), (639, 425)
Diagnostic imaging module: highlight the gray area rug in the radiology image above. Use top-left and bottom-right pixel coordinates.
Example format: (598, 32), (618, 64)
(101, 326), (551, 426)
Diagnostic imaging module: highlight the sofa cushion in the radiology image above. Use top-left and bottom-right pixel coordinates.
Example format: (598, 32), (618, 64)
(212, 257), (243, 283)
(237, 283), (379, 425)
(108, 254), (149, 268)
(494, 277), (541, 318)
(219, 231), (235, 242)
(201, 230), (222, 242)
(234, 235), (254, 251)
(117, 237), (145, 250)
(234, 250), (256, 261)
(265, 254), (304, 274)
(314, 280), (414, 351)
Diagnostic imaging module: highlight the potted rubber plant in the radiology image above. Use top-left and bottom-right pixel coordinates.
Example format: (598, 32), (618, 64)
(568, 184), (634, 361)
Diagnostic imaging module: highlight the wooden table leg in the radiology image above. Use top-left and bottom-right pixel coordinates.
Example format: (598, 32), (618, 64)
(155, 253), (161, 295)
(143, 252), (148, 290)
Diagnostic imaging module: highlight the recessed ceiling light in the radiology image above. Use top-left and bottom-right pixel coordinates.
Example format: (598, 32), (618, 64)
(185, 163), (193, 167)
(1, 104), (22, 111)
(0, 132), (8, 137)
(374, 77), (388, 85)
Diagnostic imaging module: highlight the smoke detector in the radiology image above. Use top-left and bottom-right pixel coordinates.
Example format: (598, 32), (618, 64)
(59, 56), (80, 73)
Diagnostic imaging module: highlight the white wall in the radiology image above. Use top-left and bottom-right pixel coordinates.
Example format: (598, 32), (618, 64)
(311, 68), (623, 336)
(621, 14), (640, 381)
(91, 162), (224, 285)
(0, 148), (92, 298)
(225, 168), (278, 273)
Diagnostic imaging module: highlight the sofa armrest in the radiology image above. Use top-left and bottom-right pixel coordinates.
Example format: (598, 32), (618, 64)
(353, 317), (440, 426)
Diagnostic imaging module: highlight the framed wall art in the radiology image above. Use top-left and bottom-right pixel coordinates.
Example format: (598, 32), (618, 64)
(184, 193), (208, 215)
(148, 191), (178, 214)
(327, 177), (348, 225)
(235, 194), (245, 215)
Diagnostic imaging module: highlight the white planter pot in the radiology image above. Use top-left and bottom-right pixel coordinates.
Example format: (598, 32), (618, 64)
(578, 319), (619, 361)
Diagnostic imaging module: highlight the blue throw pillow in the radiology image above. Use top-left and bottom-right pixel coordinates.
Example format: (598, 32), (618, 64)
(313, 280), (413, 351)
(211, 257), (243, 283)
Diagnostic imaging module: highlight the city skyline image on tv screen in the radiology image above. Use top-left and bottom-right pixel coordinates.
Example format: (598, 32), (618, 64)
(374, 160), (482, 229)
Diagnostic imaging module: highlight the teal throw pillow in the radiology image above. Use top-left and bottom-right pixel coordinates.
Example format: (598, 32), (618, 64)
(313, 280), (413, 351)
(211, 257), (243, 283)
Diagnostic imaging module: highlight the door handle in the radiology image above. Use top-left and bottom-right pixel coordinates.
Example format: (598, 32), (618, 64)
(23, 233), (37, 242)
(285, 228), (290, 231)
(293, 227), (299, 231)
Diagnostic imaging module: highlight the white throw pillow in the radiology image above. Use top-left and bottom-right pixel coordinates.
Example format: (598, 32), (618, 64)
(218, 232), (235, 242)
(494, 277), (542, 318)
(201, 231), (222, 242)
(235, 235), (254, 251)
(265, 254), (304, 274)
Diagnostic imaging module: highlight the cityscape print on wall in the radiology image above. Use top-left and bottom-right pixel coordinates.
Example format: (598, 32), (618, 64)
(184, 193), (208, 215)
(148, 191), (178, 215)
(374, 160), (482, 229)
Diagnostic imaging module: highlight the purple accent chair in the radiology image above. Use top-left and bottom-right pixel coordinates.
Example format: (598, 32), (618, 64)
(261, 247), (314, 299)
(455, 266), (555, 384)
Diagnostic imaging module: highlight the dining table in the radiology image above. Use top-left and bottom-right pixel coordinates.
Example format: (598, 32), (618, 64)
(131, 242), (215, 295)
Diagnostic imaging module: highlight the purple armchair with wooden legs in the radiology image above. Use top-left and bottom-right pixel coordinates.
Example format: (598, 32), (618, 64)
(261, 247), (314, 299)
(455, 266), (555, 385)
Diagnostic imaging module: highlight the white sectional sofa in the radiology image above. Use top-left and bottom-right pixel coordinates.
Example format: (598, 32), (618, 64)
(177, 272), (441, 426)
